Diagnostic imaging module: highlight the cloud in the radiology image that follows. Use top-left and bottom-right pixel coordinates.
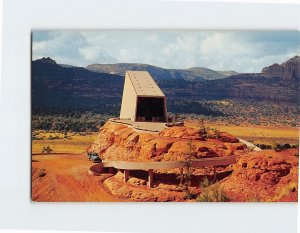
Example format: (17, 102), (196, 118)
(197, 32), (252, 70)
(32, 30), (300, 72)
(32, 31), (88, 66)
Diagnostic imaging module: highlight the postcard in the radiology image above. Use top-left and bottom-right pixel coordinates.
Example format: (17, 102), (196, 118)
(31, 30), (299, 202)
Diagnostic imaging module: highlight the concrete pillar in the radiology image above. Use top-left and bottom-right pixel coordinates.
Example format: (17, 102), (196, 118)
(148, 169), (154, 188)
(213, 166), (217, 182)
(124, 169), (130, 182)
(179, 168), (183, 185)
(109, 167), (114, 174)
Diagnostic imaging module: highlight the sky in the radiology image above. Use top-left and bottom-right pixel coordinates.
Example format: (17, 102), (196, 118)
(32, 30), (300, 73)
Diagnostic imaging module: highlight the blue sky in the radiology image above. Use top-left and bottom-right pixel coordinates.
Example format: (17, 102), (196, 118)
(32, 30), (300, 73)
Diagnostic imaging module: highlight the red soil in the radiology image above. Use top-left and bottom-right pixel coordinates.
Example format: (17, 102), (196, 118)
(32, 153), (120, 202)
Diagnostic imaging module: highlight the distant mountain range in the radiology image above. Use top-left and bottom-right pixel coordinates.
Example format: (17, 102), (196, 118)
(86, 63), (237, 81)
(32, 56), (300, 115)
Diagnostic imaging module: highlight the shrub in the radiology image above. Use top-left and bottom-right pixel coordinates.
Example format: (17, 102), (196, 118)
(272, 143), (294, 151)
(256, 144), (272, 150)
(48, 134), (60, 140)
(196, 119), (221, 139)
(42, 146), (53, 154)
(38, 169), (46, 178)
(200, 176), (211, 188)
(269, 182), (298, 202)
(198, 118), (207, 135)
(197, 183), (230, 202)
(207, 128), (220, 139)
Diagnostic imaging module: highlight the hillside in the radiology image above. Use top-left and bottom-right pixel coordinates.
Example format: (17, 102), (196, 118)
(217, 70), (238, 76)
(188, 67), (227, 80)
(32, 57), (300, 117)
(157, 73), (299, 108)
(32, 57), (124, 113)
(86, 63), (230, 81)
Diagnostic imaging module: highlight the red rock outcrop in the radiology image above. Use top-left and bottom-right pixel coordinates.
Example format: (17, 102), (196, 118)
(281, 56), (300, 82)
(220, 149), (299, 202)
(261, 56), (300, 83)
(89, 122), (248, 162)
(261, 63), (284, 77)
(89, 122), (299, 202)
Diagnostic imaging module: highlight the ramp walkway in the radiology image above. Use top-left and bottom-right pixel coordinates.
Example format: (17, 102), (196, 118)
(89, 155), (238, 188)
(238, 138), (261, 151)
(109, 118), (167, 133)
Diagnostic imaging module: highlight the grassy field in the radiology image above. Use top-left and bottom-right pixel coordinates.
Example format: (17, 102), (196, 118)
(32, 130), (98, 154)
(185, 120), (299, 146)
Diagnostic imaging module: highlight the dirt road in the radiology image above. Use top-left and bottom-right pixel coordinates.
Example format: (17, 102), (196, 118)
(32, 153), (120, 202)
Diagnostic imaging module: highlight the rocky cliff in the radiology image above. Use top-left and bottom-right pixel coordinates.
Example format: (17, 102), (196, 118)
(261, 63), (284, 77)
(281, 56), (300, 82)
(261, 56), (300, 83)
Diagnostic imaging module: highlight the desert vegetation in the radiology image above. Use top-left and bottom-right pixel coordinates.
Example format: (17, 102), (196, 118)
(178, 140), (194, 200)
(197, 177), (230, 202)
(32, 99), (299, 135)
(32, 102), (299, 154)
(168, 99), (299, 127)
(32, 112), (113, 132)
(32, 130), (98, 154)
